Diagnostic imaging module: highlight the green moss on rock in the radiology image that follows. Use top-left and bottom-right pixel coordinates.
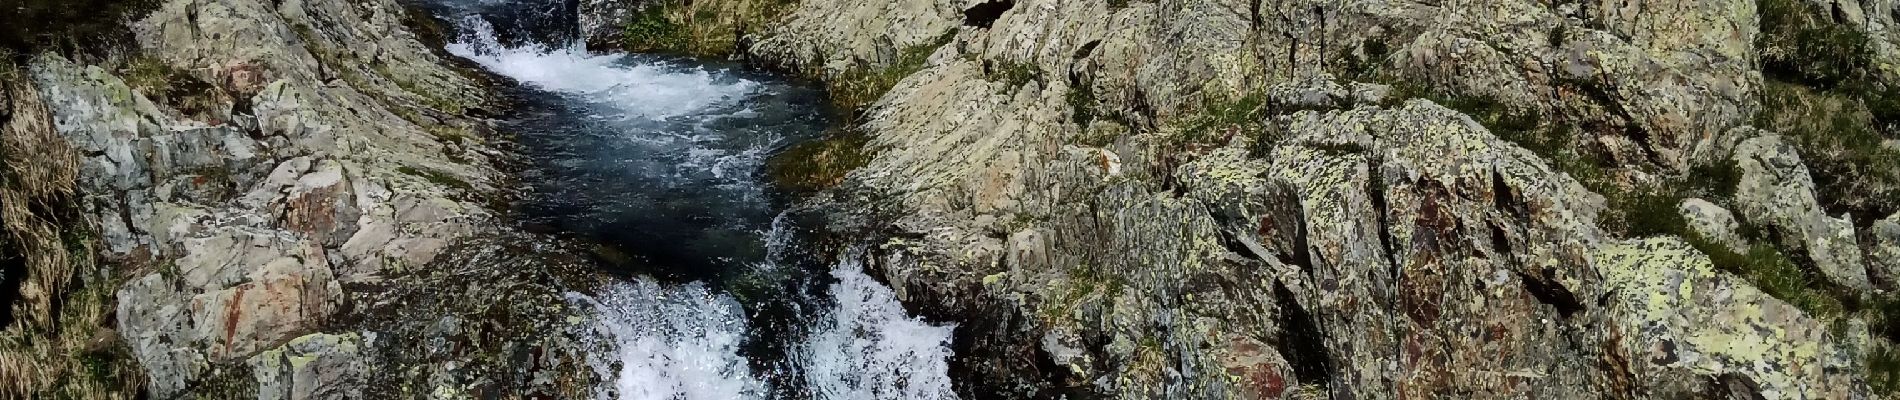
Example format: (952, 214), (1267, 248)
(826, 29), (956, 115)
(622, 6), (688, 53)
(398, 166), (474, 192)
(765, 129), (872, 194)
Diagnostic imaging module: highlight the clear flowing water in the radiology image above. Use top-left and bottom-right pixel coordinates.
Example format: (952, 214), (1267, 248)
(437, 8), (959, 400)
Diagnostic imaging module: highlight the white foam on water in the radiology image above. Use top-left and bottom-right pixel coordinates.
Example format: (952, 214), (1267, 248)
(572, 259), (959, 400)
(574, 281), (767, 400)
(795, 258), (960, 400)
(446, 17), (757, 120)
(450, 10), (959, 400)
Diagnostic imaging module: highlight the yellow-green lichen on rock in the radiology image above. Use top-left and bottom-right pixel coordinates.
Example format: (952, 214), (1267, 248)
(1595, 237), (1865, 399)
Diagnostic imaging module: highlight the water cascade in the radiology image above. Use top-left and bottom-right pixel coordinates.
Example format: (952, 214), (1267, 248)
(437, 4), (959, 399)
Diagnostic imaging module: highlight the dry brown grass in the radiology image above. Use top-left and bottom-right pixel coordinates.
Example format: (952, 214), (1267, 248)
(2, 58), (79, 333)
(0, 59), (143, 399)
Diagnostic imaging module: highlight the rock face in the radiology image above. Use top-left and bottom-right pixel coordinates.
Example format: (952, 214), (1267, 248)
(1680, 198), (1750, 253)
(1732, 134), (1874, 293)
(580, 0), (1889, 397)
(1870, 213), (1900, 290)
(1595, 238), (1861, 399)
(12, 0), (594, 397)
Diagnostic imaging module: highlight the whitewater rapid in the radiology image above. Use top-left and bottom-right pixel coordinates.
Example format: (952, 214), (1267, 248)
(447, 15), (959, 400)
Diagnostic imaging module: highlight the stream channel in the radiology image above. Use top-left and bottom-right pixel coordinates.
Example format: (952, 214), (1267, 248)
(419, 1), (961, 398)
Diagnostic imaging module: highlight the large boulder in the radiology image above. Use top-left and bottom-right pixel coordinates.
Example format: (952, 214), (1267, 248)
(1679, 198), (1749, 253)
(1732, 133), (1874, 293)
(1595, 237), (1865, 398)
(249, 333), (366, 400)
(1868, 212), (1900, 289)
(746, 0), (962, 75)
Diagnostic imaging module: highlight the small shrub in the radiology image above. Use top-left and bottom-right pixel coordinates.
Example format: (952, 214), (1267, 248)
(1171, 92), (1269, 150)
(1758, 0), (1874, 89)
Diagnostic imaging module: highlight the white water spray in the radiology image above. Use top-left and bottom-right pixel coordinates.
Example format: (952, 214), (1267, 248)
(447, 11), (960, 400)
(572, 282), (767, 400)
(446, 17), (757, 120)
(796, 258), (959, 400)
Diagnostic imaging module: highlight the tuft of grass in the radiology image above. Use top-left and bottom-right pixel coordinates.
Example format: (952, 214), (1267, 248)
(622, 6), (688, 52)
(765, 129), (872, 194)
(118, 56), (224, 121)
(1, 73), (143, 398)
(1170, 92), (1270, 151)
(1757, 0), (1875, 89)
(398, 166), (475, 192)
(1757, 80), (1900, 221)
(982, 60), (1042, 89)
(826, 29), (956, 116)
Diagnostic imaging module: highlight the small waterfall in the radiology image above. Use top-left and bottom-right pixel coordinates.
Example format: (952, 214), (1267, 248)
(568, 247), (959, 400)
(795, 258), (959, 400)
(441, 4), (960, 399)
(569, 282), (767, 400)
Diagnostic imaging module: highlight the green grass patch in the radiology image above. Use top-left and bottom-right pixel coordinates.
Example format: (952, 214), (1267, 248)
(118, 56), (223, 121)
(826, 29), (956, 116)
(622, 6), (688, 53)
(981, 60), (1042, 89)
(1704, 240), (1847, 319)
(398, 166), (474, 192)
(1067, 80), (1100, 127)
(1757, 80), (1900, 221)
(1871, 343), (1900, 395)
(1168, 92), (1270, 150)
(1758, 0), (1875, 89)
(765, 129), (872, 194)
(1386, 82), (1540, 136)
